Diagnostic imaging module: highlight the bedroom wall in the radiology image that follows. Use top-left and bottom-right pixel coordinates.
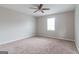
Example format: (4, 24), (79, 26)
(0, 7), (36, 44)
(75, 5), (79, 51)
(36, 11), (74, 41)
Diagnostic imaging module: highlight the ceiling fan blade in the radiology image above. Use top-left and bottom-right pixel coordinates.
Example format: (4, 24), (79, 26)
(41, 10), (44, 13)
(33, 10), (38, 13)
(29, 7), (37, 9)
(42, 8), (50, 10)
(39, 4), (43, 9)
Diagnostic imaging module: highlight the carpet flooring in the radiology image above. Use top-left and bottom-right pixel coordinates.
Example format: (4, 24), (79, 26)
(0, 36), (78, 54)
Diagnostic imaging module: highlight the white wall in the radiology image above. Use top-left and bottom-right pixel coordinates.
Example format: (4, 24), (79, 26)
(36, 11), (74, 41)
(75, 5), (79, 51)
(0, 7), (36, 44)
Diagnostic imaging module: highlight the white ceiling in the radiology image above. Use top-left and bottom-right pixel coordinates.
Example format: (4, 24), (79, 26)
(0, 4), (75, 16)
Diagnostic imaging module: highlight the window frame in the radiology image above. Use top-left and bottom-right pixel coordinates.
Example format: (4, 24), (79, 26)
(47, 17), (55, 31)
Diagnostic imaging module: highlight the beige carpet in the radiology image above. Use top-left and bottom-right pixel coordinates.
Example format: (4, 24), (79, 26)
(0, 36), (78, 54)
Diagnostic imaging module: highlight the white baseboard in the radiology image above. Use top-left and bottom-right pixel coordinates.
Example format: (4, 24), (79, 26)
(0, 34), (35, 45)
(38, 33), (74, 42)
(0, 33), (74, 45)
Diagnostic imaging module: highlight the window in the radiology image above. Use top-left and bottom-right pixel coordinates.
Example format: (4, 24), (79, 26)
(47, 18), (55, 31)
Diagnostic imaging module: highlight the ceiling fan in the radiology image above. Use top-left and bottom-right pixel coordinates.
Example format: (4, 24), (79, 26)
(30, 4), (50, 13)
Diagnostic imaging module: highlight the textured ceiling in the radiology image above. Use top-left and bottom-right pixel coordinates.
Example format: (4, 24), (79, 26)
(0, 4), (75, 16)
